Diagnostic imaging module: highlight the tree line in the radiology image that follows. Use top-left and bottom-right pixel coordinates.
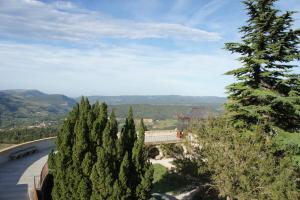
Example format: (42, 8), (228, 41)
(0, 127), (57, 144)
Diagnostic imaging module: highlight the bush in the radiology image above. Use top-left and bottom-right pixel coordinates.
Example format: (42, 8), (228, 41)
(192, 117), (300, 200)
(160, 144), (184, 158)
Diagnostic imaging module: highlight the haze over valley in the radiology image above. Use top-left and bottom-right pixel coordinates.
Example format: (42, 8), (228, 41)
(0, 89), (226, 129)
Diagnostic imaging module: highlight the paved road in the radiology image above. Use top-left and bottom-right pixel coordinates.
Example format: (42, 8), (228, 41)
(0, 149), (51, 200)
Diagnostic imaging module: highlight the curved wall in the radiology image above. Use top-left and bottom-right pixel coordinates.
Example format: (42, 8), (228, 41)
(0, 137), (56, 165)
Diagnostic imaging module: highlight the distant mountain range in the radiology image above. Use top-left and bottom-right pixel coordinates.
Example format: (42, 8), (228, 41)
(82, 95), (226, 106)
(0, 90), (76, 128)
(0, 89), (226, 128)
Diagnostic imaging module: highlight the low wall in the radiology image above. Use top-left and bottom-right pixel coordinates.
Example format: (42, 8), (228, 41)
(146, 130), (176, 136)
(0, 137), (56, 165)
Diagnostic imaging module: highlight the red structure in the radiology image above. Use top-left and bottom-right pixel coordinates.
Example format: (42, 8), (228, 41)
(33, 162), (53, 200)
(176, 107), (209, 138)
(176, 131), (184, 138)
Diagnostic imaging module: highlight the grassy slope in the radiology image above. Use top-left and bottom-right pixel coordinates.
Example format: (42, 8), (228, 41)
(275, 131), (300, 166)
(152, 164), (190, 194)
(0, 90), (76, 128)
(275, 131), (300, 146)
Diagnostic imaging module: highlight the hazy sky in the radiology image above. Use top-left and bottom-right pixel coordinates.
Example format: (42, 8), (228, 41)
(0, 0), (299, 97)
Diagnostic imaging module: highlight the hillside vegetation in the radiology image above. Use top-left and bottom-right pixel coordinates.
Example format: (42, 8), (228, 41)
(0, 90), (225, 128)
(0, 90), (76, 128)
(84, 95), (226, 106)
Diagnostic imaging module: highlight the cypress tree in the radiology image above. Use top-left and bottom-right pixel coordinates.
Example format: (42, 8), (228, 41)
(116, 107), (136, 163)
(73, 98), (92, 199)
(225, 0), (300, 131)
(116, 119), (127, 160)
(135, 167), (154, 200)
(115, 153), (132, 200)
(114, 113), (154, 200)
(50, 101), (153, 200)
(72, 114), (89, 166)
(91, 148), (114, 200)
(91, 103), (108, 146)
(132, 119), (146, 173)
(82, 152), (93, 176)
(78, 177), (91, 200)
(128, 107), (136, 140)
(109, 110), (118, 143)
(133, 119), (153, 200)
(51, 103), (79, 199)
(91, 111), (120, 200)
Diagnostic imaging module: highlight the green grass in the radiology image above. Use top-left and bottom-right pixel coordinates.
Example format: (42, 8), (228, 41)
(152, 164), (191, 194)
(152, 119), (177, 130)
(294, 155), (300, 165)
(275, 131), (300, 167)
(153, 164), (169, 183)
(275, 131), (300, 146)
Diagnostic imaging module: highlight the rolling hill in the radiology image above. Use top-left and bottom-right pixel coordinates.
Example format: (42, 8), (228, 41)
(81, 95), (226, 106)
(0, 90), (226, 128)
(0, 90), (76, 128)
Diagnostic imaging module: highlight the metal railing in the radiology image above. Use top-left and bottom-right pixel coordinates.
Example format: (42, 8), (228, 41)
(32, 162), (49, 200)
(39, 163), (49, 187)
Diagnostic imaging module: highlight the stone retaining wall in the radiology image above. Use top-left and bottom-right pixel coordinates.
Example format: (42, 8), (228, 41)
(0, 137), (56, 165)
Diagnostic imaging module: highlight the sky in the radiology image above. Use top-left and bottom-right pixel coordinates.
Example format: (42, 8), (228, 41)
(0, 0), (299, 97)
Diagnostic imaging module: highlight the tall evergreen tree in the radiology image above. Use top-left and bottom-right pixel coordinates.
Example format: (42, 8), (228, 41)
(50, 101), (153, 200)
(91, 148), (114, 200)
(50, 103), (79, 199)
(116, 107), (136, 164)
(91, 103), (108, 146)
(91, 111), (118, 200)
(115, 153), (132, 200)
(71, 98), (92, 199)
(225, 0), (300, 131)
(133, 119), (153, 200)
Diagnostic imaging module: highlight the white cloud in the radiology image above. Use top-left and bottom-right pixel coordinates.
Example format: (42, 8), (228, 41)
(0, 0), (221, 43)
(186, 0), (228, 27)
(0, 41), (236, 96)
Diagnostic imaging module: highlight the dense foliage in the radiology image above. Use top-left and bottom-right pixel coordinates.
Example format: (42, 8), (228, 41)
(48, 98), (153, 200)
(160, 144), (184, 158)
(193, 118), (300, 200)
(0, 127), (57, 144)
(225, 0), (300, 131)
(172, 1), (300, 199)
(110, 104), (213, 120)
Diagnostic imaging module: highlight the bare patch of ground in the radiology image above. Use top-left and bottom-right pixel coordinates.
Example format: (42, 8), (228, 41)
(0, 143), (16, 150)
